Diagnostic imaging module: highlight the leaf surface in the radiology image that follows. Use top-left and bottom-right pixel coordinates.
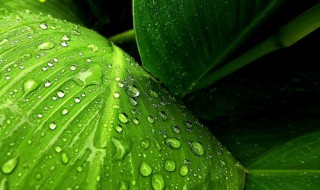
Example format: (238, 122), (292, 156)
(133, 0), (284, 95)
(0, 9), (245, 189)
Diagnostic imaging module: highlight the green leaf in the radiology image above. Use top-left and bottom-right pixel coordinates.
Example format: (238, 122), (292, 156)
(133, 0), (284, 96)
(246, 129), (320, 189)
(0, 10), (245, 189)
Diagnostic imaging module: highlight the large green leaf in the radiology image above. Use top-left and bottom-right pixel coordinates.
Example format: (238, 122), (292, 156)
(133, 0), (284, 96)
(246, 129), (320, 189)
(0, 8), (245, 190)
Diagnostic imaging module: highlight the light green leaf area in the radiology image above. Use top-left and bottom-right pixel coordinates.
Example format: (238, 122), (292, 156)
(0, 0), (85, 24)
(0, 11), (245, 189)
(246, 130), (320, 189)
(133, 0), (284, 96)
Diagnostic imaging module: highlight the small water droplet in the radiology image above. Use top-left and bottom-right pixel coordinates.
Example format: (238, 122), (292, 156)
(88, 44), (98, 52)
(179, 165), (189, 176)
(133, 118), (139, 125)
(74, 97), (81, 103)
(55, 146), (62, 153)
(127, 85), (140, 97)
(69, 65), (77, 71)
(44, 81), (51, 87)
(190, 141), (204, 156)
(35, 173), (42, 180)
(118, 113), (128, 123)
(61, 152), (69, 164)
(152, 174), (165, 190)
(129, 98), (138, 106)
(159, 111), (167, 120)
(37, 113), (43, 118)
(172, 126), (180, 134)
(147, 116), (154, 123)
(165, 138), (180, 149)
(49, 122), (57, 130)
(118, 82), (124, 88)
(149, 90), (159, 98)
(1, 156), (19, 174)
(57, 90), (65, 98)
(139, 161), (152, 177)
(140, 140), (150, 150)
(61, 108), (69, 115)
(39, 23), (48, 30)
(38, 42), (55, 50)
(61, 41), (68, 47)
(61, 35), (70, 41)
(164, 160), (176, 172)
(113, 92), (120, 99)
(115, 124), (123, 133)
(23, 79), (40, 95)
(77, 166), (83, 172)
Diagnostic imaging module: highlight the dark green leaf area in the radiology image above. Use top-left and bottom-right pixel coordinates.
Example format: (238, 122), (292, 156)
(0, 11), (245, 189)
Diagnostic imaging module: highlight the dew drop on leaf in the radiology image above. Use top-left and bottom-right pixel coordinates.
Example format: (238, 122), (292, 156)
(60, 41), (68, 47)
(55, 146), (62, 153)
(118, 113), (128, 123)
(37, 42), (55, 50)
(44, 81), (51, 87)
(179, 165), (189, 177)
(23, 79), (39, 95)
(140, 140), (150, 150)
(172, 126), (181, 134)
(133, 118), (139, 125)
(113, 92), (120, 99)
(148, 90), (159, 98)
(69, 65), (77, 71)
(61, 108), (69, 115)
(139, 161), (152, 177)
(39, 23), (48, 30)
(88, 44), (98, 52)
(57, 90), (65, 98)
(74, 97), (81, 103)
(147, 116), (154, 123)
(115, 124), (123, 133)
(151, 174), (165, 190)
(165, 138), (180, 149)
(127, 85), (140, 97)
(1, 156), (19, 174)
(164, 160), (176, 172)
(190, 141), (204, 156)
(61, 152), (69, 164)
(35, 173), (42, 180)
(49, 122), (57, 130)
(111, 138), (127, 160)
(129, 98), (138, 106)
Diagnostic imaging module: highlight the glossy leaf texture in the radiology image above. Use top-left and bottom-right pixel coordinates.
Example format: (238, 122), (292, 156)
(0, 10), (245, 189)
(246, 129), (320, 189)
(133, 0), (285, 96)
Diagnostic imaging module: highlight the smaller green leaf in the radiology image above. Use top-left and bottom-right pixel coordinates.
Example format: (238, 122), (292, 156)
(246, 130), (320, 189)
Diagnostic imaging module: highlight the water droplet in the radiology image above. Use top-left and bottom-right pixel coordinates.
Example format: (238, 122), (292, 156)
(179, 165), (189, 176)
(69, 65), (77, 71)
(61, 41), (68, 47)
(129, 98), (138, 106)
(147, 116), (154, 123)
(111, 138), (127, 160)
(140, 140), (150, 150)
(115, 124), (123, 133)
(44, 81), (51, 87)
(133, 118), (139, 125)
(49, 122), (57, 130)
(37, 113), (43, 118)
(55, 146), (62, 153)
(74, 65), (102, 86)
(118, 113), (128, 123)
(35, 173), (42, 180)
(149, 90), (159, 98)
(152, 174), (165, 190)
(165, 138), (180, 149)
(23, 79), (39, 95)
(139, 161), (152, 177)
(88, 44), (98, 52)
(61, 108), (69, 115)
(1, 156), (19, 174)
(172, 126), (180, 134)
(57, 90), (65, 98)
(127, 85), (140, 97)
(164, 160), (176, 172)
(61, 152), (69, 164)
(113, 92), (120, 99)
(77, 166), (83, 172)
(38, 42), (55, 50)
(39, 23), (48, 30)
(74, 97), (81, 103)
(118, 82), (124, 88)
(61, 35), (70, 41)
(159, 111), (167, 120)
(190, 141), (204, 156)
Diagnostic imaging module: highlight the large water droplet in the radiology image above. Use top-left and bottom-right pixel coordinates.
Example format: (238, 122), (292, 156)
(44, 81), (51, 87)
(111, 138), (127, 160)
(139, 161), (152, 177)
(1, 156), (19, 174)
(49, 122), (57, 130)
(61, 152), (69, 164)
(61, 108), (69, 115)
(164, 160), (176, 172)
(140, 140), (150, 150)
(152, 174), (165, 190)
(165, 138), (180, 149)
(57, 90), (65, 98)
(38, 42), (55, 50)
(74, 97), (81, 103)
(23, 79), (39, 95)
(179, 165), (189, 177)
(74, 65), (103, 86)
(127, 85), (140, 97)
(39, 23), (48, 30)
(190, 141), (204, 156)
(118, 113), (128, 123)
